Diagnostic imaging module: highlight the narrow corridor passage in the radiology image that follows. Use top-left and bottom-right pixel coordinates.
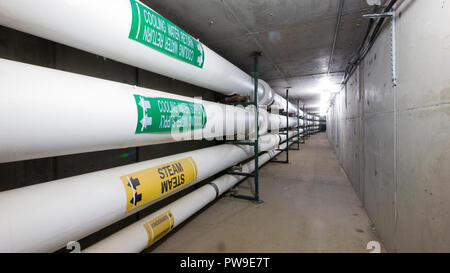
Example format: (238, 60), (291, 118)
(150, 133), (384, 253)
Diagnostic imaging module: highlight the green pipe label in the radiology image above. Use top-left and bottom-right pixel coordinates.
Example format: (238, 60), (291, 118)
(128, 0), (205, 68)
(134, 95), (207, 134)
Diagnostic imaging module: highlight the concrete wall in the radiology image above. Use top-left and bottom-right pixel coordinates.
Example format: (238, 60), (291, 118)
(326, 0), (450, 252)
(0, 18), (224, 249)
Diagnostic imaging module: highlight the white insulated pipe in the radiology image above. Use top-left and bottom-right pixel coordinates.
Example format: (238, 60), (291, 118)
(272, 93), (299, 115)
(0, 58), (292, 163)
(0, 0), (250, 96)
(84, 139), (298, 253)
(259, 110), (298, 132)
(0, 0), (294, 110)
(0, 132), (297, 252)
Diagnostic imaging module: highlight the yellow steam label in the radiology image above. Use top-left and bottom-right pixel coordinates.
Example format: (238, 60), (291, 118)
(121, 157), (198, 212)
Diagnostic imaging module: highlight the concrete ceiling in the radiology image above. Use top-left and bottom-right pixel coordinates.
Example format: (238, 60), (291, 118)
(144, 0), (377, 111)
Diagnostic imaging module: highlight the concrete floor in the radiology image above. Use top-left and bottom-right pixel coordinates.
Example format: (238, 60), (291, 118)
(149, 133), (385, 253)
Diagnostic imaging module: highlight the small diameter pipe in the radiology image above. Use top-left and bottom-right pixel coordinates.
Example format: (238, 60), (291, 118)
(0, 58), (287, 163)
(0, 132), (297, 252)
(83, 139), (298, 253)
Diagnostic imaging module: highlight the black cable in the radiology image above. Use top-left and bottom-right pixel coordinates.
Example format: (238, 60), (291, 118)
(341, 0), (398, 84)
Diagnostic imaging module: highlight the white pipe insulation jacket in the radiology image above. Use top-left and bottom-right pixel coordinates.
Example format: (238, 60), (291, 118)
(0, 132), (297, 252)
(0, 58), (293, 163)
(0, 0), (291, 109)
(84, 139), (298, 253)
(271, 93), (298, 114)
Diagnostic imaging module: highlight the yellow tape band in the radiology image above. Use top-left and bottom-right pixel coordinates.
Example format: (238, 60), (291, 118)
(143, 210), (174, 247)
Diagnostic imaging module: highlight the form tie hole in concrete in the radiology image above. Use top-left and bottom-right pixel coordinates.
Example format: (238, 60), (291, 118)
(355, 228), (365, 233)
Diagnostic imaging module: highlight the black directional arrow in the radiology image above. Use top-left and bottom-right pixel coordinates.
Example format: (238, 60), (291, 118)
(131, 192), (142, 205)
(127, 176), (141, 189)
(127, 176), (142, 206)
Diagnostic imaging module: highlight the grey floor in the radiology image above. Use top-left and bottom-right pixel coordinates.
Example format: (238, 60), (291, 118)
(150, 133), (385, 253)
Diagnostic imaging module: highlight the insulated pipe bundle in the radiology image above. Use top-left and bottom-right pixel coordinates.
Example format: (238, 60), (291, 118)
(0, 0), (306, 253)
(272, 93), (299, 114)
(0, 58), (293, 163)
(287, 117), (299, 128)
(259, 111), (298, 132)
(84, 138), (298, 253)
(0, 132), (297, 252)
(0, 0), (296, 112)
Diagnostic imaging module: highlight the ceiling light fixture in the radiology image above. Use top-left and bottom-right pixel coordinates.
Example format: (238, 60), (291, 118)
(318, 76), (341, 116)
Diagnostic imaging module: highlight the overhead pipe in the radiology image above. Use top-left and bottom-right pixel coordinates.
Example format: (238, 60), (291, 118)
(0, 132), (297, 252)
(84, 139), (298, 253)
(0, 0), (295, 111)
(0, 58), (290, 163)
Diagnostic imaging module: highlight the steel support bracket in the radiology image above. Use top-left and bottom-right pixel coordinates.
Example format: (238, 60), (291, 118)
(363, 10), (397, 87)
(228, 51), (262, 203)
